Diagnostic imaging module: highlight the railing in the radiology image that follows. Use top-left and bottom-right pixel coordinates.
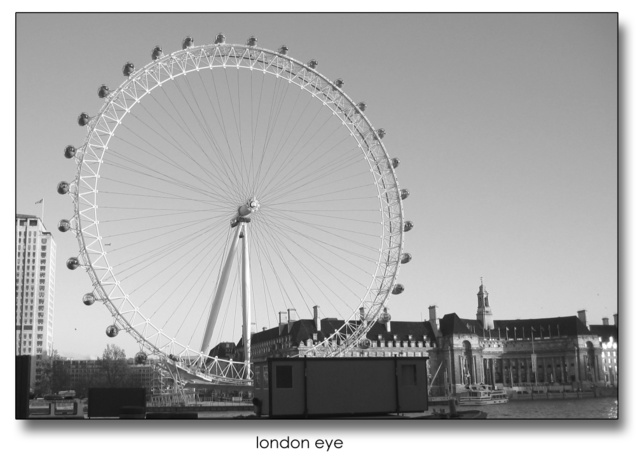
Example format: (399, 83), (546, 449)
(147, 393), (253, 408)
(507, 383), (601, 400)
(28, 399), (87, 419)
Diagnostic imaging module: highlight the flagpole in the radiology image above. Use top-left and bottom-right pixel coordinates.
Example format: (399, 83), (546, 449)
(35, 198), (44, 227)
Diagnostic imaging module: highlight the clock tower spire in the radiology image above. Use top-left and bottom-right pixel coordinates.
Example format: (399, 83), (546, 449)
(476, 278), (494, 330)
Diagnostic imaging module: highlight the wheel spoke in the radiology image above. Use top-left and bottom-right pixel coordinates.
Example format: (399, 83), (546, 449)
(65, 41), (405, 385)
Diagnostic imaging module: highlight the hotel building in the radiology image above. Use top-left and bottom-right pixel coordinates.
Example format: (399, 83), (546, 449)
(16, 214), (56, 356)
(16, 214), (56, 390)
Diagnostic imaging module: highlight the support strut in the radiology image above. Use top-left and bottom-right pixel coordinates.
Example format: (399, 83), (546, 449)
(200, 223), (243, 353)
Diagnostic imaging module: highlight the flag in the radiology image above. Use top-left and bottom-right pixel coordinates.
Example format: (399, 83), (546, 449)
(35, 199), (43, 204)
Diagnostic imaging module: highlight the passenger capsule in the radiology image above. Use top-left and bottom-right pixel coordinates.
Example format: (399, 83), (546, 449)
(66, 257), (80, 270)
(122, 62), (135, 77)
(106, 325), (119, 338)
(392, 284), (405, 295)
(400, 189), (410, 200)
(403, 221), (414, 232)
(359, 338), (371, 349)
(378, 309), (392, 324)
(97, 84), (110, 98)
(151, 45), (163, 60)
(333, 78), (344, 88)
(77, 113), (90, 126)
(307, 59), (318, 69)
(215, 33), (226, 44)
(58, 219), (71, 232)
(377, 128), (386, 139)
(278, 45), (289, 55)
(391, 157), (400, 169)
(135, 352), (148, 364)
(357, 102), (366, 112)
(64, 145), (76, 159)
(57, 181), (70, 195)
(82, 293), (95, 305)
(182, 36), (194, 49)
(246, 36), (257, 47)
(401, 253), (412, 264)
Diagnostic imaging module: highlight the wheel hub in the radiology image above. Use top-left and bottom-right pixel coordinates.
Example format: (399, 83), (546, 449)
(238, 197), (260, 217)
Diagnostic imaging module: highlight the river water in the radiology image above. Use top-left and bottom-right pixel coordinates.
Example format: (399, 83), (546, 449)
(198, 396), (618, 419)
(476, 396), (618, 419)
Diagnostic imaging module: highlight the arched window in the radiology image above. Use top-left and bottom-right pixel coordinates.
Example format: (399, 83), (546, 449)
(586, 341), (596, 382)
(462, 340), (473, 385)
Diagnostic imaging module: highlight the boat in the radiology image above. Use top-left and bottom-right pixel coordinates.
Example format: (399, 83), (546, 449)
(459, 384), (508, 406)
(428, 395), (456, 405)
(423, 409), (488, 419)
(422, 398), (488, 419)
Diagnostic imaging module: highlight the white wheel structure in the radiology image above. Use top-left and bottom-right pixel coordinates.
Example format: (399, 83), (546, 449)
(58, 34), (411, 386)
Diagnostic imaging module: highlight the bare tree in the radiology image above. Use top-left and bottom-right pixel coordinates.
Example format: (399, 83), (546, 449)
(35, 349), (62, 396)
(99, 344), (131, 387)
(51, 356), (71, 394)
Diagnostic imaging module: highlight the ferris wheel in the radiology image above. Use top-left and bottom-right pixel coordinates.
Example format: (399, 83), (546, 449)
(57, 34), (412, 385)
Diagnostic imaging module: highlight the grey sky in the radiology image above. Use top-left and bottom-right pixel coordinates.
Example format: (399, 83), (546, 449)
(15, 13), (616, 360)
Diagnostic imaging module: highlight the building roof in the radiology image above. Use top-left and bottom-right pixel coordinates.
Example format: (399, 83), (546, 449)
(589, 324), (618, 342)
(16, 213), (52, 235)
(242, 317), (438, 348)
(439, 313), (482, 336)
(439, 313), (595, 339)
(242, 318), (351, 347)
(366, 320), (436, 343)
(16, 214), (38, 220)
(208, 342), (236, 359)
(493, 316), (593, 338)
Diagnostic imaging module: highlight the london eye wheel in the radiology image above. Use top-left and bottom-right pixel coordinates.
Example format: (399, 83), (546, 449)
(58, 34), (411, 385)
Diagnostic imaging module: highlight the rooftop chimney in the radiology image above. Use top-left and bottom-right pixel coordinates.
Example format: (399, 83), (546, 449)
(278, 311), (287, 335)
(428, 305), (440, 335)
(429, 305), (438, 322)
(313, 305), (321, 331)
(577, 310), (587, 325)
(287, 308), (296, 333)
(359, 307), (368, 325)
(602, 317), (609, 326)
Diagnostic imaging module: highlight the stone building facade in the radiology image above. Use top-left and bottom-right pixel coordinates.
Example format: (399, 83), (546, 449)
(236, 305), (437, 363)
(431, 310), (606, 395)
(589, 315), (618, 387)
(234, 283), (614, 396)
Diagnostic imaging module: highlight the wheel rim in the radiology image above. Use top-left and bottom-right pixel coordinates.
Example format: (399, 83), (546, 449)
(65, 41), (406, 383)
